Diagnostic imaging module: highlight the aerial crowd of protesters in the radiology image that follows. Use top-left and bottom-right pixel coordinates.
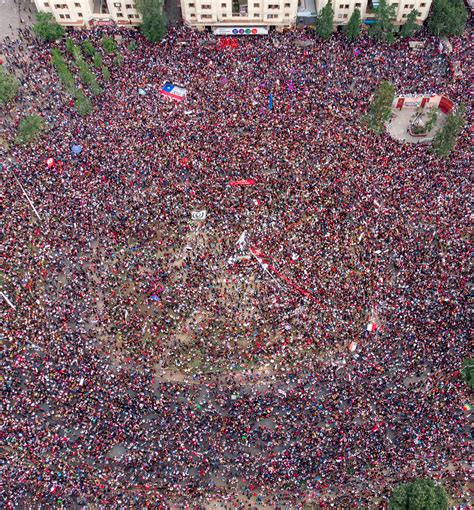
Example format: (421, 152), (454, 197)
(0, 19), (471, 509)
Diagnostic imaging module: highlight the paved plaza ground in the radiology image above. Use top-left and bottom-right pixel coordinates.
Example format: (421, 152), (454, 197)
(0, 0), (35, 42)
(387, 106), (447, 144)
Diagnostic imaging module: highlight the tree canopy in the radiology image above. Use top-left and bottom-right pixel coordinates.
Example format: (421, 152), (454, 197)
(363, 80), (395, 133)
(400, 9), (421, 38)
(136, 0), (167, 43)
(432, 103), (465, 158)
(428, 0), (467, 36)
(369, 0), (396, 42)
(315, 2), (334, 40)
(389, 479), (449, 510)
(32, 12), (65, 42)
(0, 65), (19, 105)
(461, 358), (474, 390)
(345, 8), (361, 41)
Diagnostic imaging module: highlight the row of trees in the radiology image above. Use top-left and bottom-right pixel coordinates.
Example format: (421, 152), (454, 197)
(316, 0), (467, 41)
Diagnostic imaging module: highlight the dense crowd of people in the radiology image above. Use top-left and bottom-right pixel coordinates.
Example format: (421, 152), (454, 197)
(1, 21), (472, 509)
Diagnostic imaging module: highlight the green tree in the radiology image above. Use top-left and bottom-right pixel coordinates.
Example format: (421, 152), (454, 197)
(82, 39), (95, 56)
(0, 66), (19, 105)
(51, 48), (76, 93)
(363, 80), (395, 133)
(74, 90), (92, 116)
(93, 52), (103, 69)
(315, 1), (334, 40)
(432, 103), (466, 158)
(400, 9), (421, 38)
(424, 107), (438, 132)
(32, 12), (65, 42)
(461, 358), (474, 390)
(127, 41), (138, 51)
(16, 114), (44, 144)
(389, 479), (448, 510)
(114, 52), (124, 67)
(428, 0), (467, 36)
(101, 36), (117, 54)
(345, 8), (361, 41)
(369, 0), (396, 42)
(136, 0), (167, 43)
(102, 66), (111, 81)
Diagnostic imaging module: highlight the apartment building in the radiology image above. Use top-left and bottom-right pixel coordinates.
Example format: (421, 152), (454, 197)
(298, 0), (431, 26)
(33, 0), (142, 26)
(181, 0), (300, 32)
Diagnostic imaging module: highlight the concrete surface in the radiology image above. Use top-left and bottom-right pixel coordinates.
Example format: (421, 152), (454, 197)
(386, 107), (447, 144)
(0, 0), (36, 42)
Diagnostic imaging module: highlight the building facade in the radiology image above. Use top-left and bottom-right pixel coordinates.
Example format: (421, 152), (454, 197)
(33, 0), (142, 26)
(181, 0), (300, 32)
(33, 0), (432, 29)
(297, 0), (431, 26)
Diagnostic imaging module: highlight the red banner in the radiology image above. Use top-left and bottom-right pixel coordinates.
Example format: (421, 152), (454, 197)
(229, 179), (255, 186)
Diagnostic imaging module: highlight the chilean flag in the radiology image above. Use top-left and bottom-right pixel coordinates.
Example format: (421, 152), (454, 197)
(160, 82), (187, 102)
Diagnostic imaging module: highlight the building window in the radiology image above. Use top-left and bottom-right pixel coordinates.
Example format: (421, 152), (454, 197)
(355, 2), (361, 5)
(343, 13), (348, 17)
(338, 13), (343, 17)
(201, 13), (212, 17)
(402, 12), (407, 16)
(345, 3), (349, 7)
(190, 12), (195, 16)
(74, 2), (80, 6)
(339, 3), (343, 7)
(189, 2), (194, 5)
(201, 4), (211, 8)
(128, 13), (134, 17)
(254, 12), (259, 15)
(268, 4), (279, 8)
(114, 2), (121, 6)
(221, 12), (227, 15)
(284, 2), (290, 5)
(267, 13), (277, 17)
(254, 2), (259, 6)
(126, 3), (132, 7)
(44, 2), (49, 6)
(78, 12), (83, 16)
(117, 12), (123, 16)
(59, 13), (64, 17)
(221, 2), (226, 6)
(285, 11), (289, 15)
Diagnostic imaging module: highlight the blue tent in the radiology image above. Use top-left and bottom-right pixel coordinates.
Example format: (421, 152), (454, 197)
(71, 144), (83, 154)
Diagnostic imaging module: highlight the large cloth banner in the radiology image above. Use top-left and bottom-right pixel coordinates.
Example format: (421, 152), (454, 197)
(230, 179), (255, 186)
(160, 82), (187, 102)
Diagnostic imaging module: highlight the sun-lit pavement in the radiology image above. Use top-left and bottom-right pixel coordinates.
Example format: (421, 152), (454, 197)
(0, 0), (36, 43)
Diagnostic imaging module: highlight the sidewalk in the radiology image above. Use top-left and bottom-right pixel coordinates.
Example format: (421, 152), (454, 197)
(0, 0), (35, 42)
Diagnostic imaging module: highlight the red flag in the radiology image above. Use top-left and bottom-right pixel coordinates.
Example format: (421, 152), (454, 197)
(229, 179), (255, 186)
